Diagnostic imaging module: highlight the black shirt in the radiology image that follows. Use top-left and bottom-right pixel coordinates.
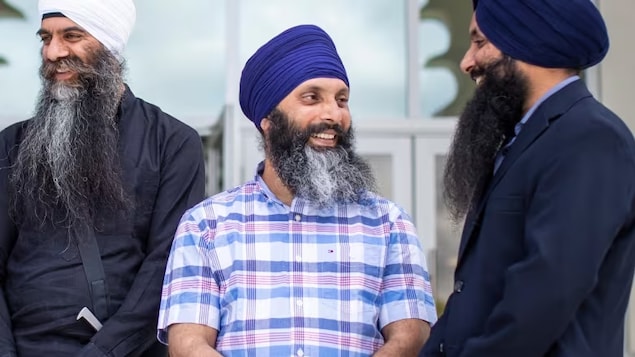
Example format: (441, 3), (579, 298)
(0, 86), (206, 356)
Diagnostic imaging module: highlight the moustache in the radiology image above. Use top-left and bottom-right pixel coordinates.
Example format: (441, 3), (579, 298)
(470, 67), (485, 82)
(41, 56), (96, 81)
(305, 122), (346, 136)
(469, 56), (510, 83)
(301, 122), (348, 147)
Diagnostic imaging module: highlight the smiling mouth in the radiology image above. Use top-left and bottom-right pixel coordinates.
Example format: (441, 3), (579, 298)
(48, 67), (75, 81)
(312, 133), (336, 140)
(470, 69), (486, 86)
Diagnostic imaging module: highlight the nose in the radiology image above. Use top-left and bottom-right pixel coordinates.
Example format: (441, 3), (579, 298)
(460, 47), (475, 74)
(43, 37), (69, 62)
(321, 98), (347, 126)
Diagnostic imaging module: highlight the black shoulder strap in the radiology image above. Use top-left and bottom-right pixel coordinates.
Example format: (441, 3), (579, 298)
(73, 227), (110, 321)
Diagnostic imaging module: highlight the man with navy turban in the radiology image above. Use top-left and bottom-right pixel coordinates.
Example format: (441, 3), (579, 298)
(0, 1), (205, 356)
(158, 24), (438, 356)
(423, 1), (635, 356)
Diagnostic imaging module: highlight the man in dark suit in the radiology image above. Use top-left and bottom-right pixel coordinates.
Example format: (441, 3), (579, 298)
(422, 1), (635, 356)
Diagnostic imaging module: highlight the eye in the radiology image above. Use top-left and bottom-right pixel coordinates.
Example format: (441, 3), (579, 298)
(337, 96), (349, 107)
(64, 32), (83, 42)
(473, 39), (486, 48)
(302, 92), (319, 103)
(39, 34), (51, 45)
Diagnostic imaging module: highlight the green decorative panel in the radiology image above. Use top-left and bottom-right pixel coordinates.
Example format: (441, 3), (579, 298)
(0, 1), (22, 18)
(421, 0), (474, 116)
(0, 0), (25, 66)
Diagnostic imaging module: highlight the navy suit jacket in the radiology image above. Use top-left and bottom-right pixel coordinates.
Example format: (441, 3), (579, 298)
(422, 80), (635, 357)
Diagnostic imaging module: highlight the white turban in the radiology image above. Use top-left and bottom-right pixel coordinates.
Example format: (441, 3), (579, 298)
(38, 0), (136, 61)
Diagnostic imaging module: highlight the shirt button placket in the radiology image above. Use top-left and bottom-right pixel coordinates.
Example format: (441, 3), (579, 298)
(290, 210), (304, 353)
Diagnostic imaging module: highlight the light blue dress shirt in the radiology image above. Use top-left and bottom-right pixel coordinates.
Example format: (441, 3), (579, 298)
(494, 75), (580, 173)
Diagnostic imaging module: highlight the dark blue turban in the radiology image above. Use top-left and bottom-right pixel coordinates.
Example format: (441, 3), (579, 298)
(472, 0), (609, 69)
(239, 24), (349, 129)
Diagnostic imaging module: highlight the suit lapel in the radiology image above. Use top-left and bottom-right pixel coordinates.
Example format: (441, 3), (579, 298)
(455, 80), (593, 267)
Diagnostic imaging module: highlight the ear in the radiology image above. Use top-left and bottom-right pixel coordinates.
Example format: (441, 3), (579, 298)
(260, 117), (272, 134)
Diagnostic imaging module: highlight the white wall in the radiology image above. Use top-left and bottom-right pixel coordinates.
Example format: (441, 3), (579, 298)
(598, 2), (635, 355)
(599, 0), (635, 130)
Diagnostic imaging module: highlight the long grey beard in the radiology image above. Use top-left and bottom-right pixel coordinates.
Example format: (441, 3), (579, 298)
(265, 109), (376, 207)
(294, 145), (375, 206)
(10, 48), (130, 228)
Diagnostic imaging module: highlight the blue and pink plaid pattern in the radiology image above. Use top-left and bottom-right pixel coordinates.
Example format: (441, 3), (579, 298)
(158, 175), (437, 356)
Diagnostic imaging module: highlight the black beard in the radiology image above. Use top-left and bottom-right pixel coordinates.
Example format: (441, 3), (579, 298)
(9, 47), (131, 229)
(263, 109), (377, 207)
(443, 56), (529, 221)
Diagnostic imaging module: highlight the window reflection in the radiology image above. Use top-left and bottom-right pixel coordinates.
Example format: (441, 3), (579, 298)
(0, 0), (40, 125)
(419, 0), (475, 117)
(238, 0), (408, 118)
(0, 0), (225, 131)
(126, 0), (225, 129)
(0, 0), (469, 127)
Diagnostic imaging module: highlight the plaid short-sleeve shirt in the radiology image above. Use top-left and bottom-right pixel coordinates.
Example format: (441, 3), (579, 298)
(158, 172), (437, 356)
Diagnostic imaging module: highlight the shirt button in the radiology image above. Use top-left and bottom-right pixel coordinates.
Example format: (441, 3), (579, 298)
(454, 280), (464, 293)
(297, 348), (305, 357)
(294, 214), (302, 221)
(296, 299), (304, 307)
(295, 255), (302, 262)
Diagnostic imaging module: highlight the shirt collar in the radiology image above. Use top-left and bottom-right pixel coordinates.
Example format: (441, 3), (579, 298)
(116, 84), (135, 120)
(514, 75), (580, 136)
(254, 161), (286, 206)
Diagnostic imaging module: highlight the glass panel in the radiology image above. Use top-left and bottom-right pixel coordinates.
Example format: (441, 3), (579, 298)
(362, 154), (394, 201)
(126, 0), (225, 130)
(419, 0), (475, 117)
(0, 0), (39, 127)
(0, 0), (225, 130)
(434, 154), (461, 312)
(238, 0), (408, 118)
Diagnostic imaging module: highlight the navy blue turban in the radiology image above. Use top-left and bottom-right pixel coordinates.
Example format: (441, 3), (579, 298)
(239, 24), (349, 129)
(472, 0), (609, 69)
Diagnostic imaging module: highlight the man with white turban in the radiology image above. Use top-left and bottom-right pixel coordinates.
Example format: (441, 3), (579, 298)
(0, 1), (205, 356)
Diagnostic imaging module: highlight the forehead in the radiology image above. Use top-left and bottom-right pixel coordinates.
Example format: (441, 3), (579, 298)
(40, 16), (87, 33)
(41, 15), (79, 28)
(468, 13), (484, 37)
(291, 77), (349, 93)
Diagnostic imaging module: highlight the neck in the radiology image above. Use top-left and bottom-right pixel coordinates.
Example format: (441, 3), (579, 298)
(261, 158), (294, 206)
(521, 64), (576, 114)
